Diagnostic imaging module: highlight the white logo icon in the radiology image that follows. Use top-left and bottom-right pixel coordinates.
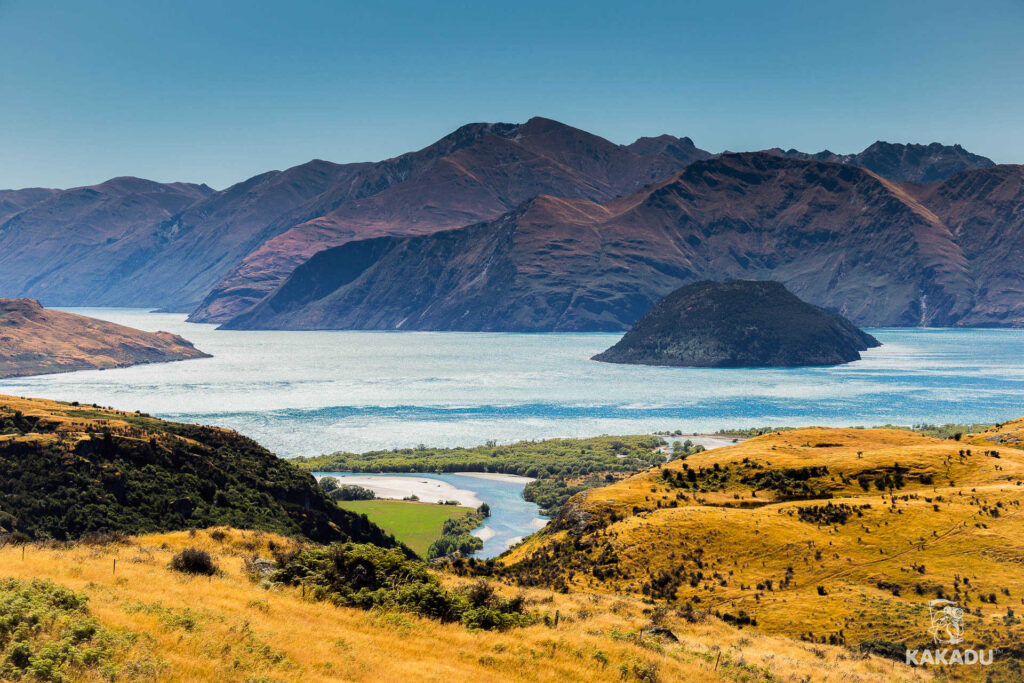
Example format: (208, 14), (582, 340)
(928, 599), (965, 645)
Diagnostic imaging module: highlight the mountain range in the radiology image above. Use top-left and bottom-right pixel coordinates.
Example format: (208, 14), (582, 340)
(225, 153), (1022, 330)
(0, 117), (1016, 331)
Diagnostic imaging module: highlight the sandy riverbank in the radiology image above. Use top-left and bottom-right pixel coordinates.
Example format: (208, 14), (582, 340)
(315, 474), (482, 507)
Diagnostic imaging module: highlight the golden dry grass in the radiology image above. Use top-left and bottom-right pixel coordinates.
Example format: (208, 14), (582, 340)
(503, 426), (1024, 680)
(0, 527), (928, 682)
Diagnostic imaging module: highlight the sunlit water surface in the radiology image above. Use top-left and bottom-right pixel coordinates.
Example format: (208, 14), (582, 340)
(3, 308), (1023, 458)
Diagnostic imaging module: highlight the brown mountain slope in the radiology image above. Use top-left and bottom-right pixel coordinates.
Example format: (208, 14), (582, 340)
(497, 424), (1024, 679)
(0, 187), (60, 224)
(0, 299), (209, 378)
(190, 117), (700, 322)
(913, 165), (1024, 327)
(224, 153), (975, 331)
(0, 177), (214, 307)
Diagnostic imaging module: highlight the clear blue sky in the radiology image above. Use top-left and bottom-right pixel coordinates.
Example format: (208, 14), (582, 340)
(1, 0), (1021, 190)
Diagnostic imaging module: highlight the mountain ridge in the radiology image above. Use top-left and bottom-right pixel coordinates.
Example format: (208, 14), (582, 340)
(0, 119), (999, 326)
(223, 152), (989, 331)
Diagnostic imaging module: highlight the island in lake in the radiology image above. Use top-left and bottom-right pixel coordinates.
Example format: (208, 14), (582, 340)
(593, 280), (880, 367)
(0, 298), (210, 378)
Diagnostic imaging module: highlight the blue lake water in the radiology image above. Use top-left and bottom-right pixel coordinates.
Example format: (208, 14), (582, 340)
(6, 308), (1023, 555)
(3, 308), (1024, 458)
(317, 472), (545, 558)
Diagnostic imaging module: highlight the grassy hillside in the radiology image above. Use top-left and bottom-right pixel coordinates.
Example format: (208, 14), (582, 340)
(0, 528), (927, 682)
(0, 396), (400, 548)
(336, 499), (474, 556)
(500, 423), (1024, 680)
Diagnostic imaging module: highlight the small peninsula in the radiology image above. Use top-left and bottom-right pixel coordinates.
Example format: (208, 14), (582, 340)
(592, 280), (880, 368)
(0, 298), (210, 378)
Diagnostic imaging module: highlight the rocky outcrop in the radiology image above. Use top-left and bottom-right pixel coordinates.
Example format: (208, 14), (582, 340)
(0, 299), (210, 378)
(591, 280), (880, 367)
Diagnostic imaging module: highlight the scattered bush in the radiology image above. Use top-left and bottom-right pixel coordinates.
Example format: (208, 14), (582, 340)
(169, 547), (219, 575)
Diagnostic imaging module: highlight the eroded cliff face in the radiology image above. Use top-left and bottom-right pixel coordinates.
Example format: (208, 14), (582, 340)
(912, 164), (1024, 327)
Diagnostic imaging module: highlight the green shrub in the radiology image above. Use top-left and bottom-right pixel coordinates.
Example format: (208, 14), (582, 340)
(0, 578), (123, 681)
(329, 485), (376, 501)
(0, 405), (403, 549)
(426, 510), (485, 559)
(269, 543), (534, 630)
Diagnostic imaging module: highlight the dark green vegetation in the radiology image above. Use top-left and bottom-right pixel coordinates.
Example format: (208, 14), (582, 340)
(298, 435), (716, 518)
(593, 280), (880, 367)
(0, 398), (402, 549)
(267, 543), (536, 630)
(878, 422), (995, 440)
(295, 435), (668, 478)
(427, 509), (486, 559)
(520, 440), (706, 516)
(0, 577), (124, 682)
(318, 477), (376, 501)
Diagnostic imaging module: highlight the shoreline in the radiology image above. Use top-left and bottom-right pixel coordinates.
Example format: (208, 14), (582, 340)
(452, 471), (536, 483)
(315, 473), (483, 508)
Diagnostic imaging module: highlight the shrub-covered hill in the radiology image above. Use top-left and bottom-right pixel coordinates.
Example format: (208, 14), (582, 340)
(498, 423), (1024, 680)
(0, 527), (926, 682)
(0, 395), (401, 547)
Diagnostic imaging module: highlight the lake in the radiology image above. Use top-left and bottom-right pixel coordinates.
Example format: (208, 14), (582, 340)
(6, 308), (1023, 557)
(3, 308), (1023, 457)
